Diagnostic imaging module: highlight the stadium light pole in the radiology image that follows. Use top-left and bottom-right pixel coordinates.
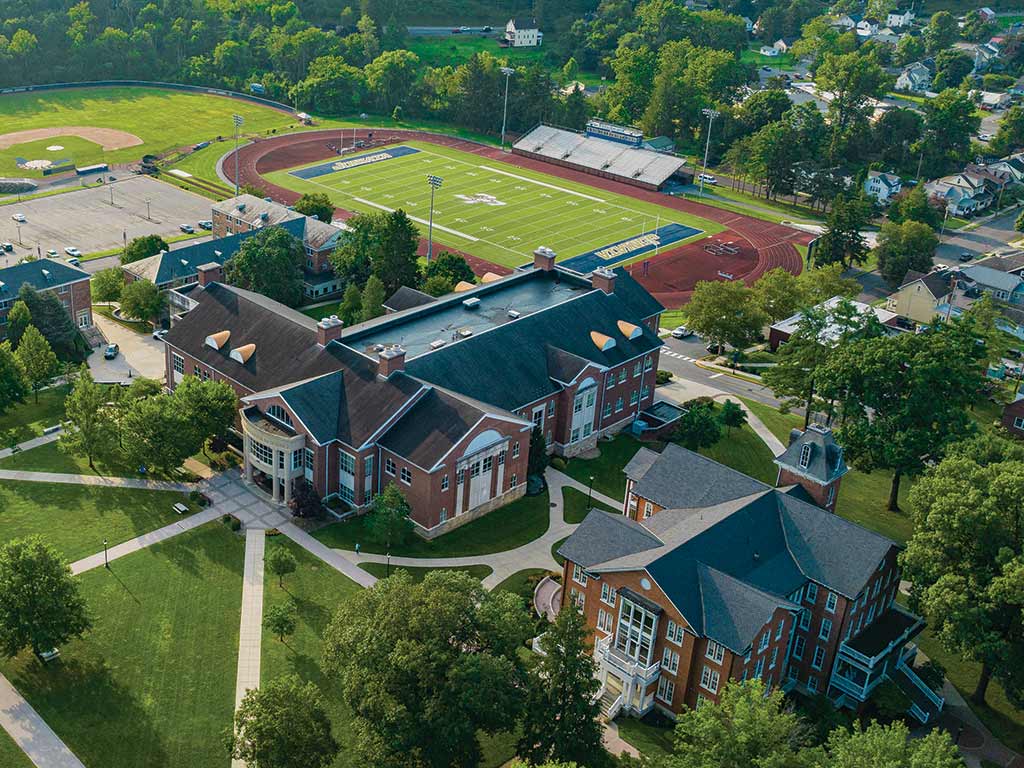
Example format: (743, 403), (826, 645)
(232, 114), (244, 196)
(698, 108), (719, 199)
(426, 175), (443, 263)
(500, 66), (515, 151)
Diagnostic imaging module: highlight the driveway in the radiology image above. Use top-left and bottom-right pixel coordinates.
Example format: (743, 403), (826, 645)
(88, 310), (165, 382)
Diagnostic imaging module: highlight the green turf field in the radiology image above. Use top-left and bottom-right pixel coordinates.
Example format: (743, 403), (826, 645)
(0, 86), (297, 177)
(266, 141), (721, 269)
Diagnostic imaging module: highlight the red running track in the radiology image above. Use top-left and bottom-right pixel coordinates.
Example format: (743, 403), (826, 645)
(222, 129), (813, 304)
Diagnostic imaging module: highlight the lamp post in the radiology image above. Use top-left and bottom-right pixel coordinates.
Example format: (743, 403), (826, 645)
(500, 66), (515, 151)
(15, 222), (21, 246)
(232, 114), (245, 196)
(145, 199), (151, 221)
(698, 108), (720, 199)
(109, 183), (114, 207)
(103, 539), (109, 569)
(426, 174), (443, 263)
(587, 475), (595, 509)
(386, 551), (391, 578)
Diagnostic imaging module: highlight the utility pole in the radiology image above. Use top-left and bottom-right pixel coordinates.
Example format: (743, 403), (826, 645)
(500, 66), (515, 151)
(699, 108), (720, 199)
(426, 175), (443, 262)
(232, 114), (244, 196)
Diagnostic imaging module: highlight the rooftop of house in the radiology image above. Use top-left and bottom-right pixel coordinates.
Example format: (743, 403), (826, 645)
(867, 170), (901, 187)
(0, 258), (90, 296)
(959, 263), (1024, 293)
(560, 444), (899, 653)
(899, 269), (952, 299)
(213, 194), (304, 228)
(771, 296), (898, 339)
(508, 17), (539, 29)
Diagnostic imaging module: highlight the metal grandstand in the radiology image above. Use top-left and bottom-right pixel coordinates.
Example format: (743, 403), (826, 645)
(512, 124), (689, 190)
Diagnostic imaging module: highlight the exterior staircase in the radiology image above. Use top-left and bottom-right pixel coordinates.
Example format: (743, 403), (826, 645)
(599, 688), (622, 721)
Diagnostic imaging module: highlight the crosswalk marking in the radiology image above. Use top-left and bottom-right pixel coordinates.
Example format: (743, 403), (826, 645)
(709, 373), (724, 379)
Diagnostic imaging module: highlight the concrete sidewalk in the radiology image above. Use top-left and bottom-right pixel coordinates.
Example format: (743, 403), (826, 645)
(0, 673), (85, 768)
(278, 523), (378, 588)
(0, 431), (61, 461)
(231, 530), (266, 768)
(0, 469), (195, 492)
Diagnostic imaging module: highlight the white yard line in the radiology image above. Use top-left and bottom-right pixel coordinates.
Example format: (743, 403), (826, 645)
(350, 196), (479, 241)
(478, 165), (606, 202)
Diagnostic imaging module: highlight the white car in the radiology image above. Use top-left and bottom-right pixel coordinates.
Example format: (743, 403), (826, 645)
(46, 249), (58, 258)
(671, 326), (692, 338)
(64, 247), (81, 257)
(11, 213), (25, 223)
(978, 133), (993, 141)
(698, 173), (718, 185)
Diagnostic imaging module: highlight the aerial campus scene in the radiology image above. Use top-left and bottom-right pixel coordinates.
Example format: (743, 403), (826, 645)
(1, 1), (1024, 767)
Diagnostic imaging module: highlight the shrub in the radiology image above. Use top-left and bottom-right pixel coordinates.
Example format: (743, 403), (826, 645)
(683, 396), (715, 410)
(656, 370), (673, 385)
(550, 456), (567, 471)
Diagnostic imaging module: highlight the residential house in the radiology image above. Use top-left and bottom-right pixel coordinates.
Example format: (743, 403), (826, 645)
(833, 13), (862, 30)
(760, 45), (781, 57)
(895, 60), (934, 92)
(1002, 393), (1024, 438)
(978, 156), (1024, 184)
(505, 18), (542, 47)
(559, 434), (940, 722)
(926, 173), (992, 216)
(742, 16), (754, 32)
(957, 41), (1002, 73)
(884, 270), (954, 325)
(955, 263), (1024, 304)
(164, 251), (666, 536)
(980, 7), (996, 22)
(211, 194), (346, 300)
(856, 18), (881, 37)
(863, 170), (902, 204)
(978, 90), (1012, 110)
(874, 27), (903, 45)
(774, 37), (797, 53)
(1010, 75), (1024, 96)
(768, 296), (900, 352)
(886, 8), (915, 28)
(0, 258), (92, 335)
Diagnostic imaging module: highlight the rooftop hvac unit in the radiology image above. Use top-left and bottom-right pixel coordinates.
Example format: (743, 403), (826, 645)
(429, 339), (448, 350)
(507, 309), (521, 319)
(462, 297), (481, 310)
(457, 328), (474, 338)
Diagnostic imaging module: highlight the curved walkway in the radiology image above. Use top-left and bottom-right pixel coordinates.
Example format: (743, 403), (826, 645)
(333, 470), (621, 590)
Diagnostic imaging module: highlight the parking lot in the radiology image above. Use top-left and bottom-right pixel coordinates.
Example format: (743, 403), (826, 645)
(0, 176), (211, 267)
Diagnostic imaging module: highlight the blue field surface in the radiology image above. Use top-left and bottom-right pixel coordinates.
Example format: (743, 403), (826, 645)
(559, 222), (703, 273)
(288, 145), (421, 179)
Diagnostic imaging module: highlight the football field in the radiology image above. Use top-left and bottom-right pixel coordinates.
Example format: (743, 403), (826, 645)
(265, 141), (722, 270)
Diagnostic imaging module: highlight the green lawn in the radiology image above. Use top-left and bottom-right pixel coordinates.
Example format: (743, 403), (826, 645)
(92, 304), (151, 334)
(0, 728), (33, 768)
(406, 35), (548, 68)
(705, 185), (824, 223)
(265, 140), (723, 269)
(740, 44), (796, 69)
(0, 480), (195, 561)
(0, 384), (70, 442)
(698, 421), (778, 485)
(562, 486), (619, 524)
(0, 523), (243, 768)
(615, 714), (675, 759)
(312, 490), (551, 557)
(300, 301), (346, 321)
(0, 87), (296, 177)
(0, 439), (200, 482)
(358, 562), (492, 582)
(560, 433), (637, 501)
(493, 568), (551, 601)
(552, 536), (569, 566)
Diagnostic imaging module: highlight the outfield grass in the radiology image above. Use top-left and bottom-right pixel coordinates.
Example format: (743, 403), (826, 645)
(0, 86), (296, 176)
(562, 486), (619, 524)
(265, 140), (723, 269)
(0, 523), (243, 768)
(312, 490), (550, 557)
(358, 562), (493, 581)
(0, 480), (195, 561)
(0, 384), (70, 442)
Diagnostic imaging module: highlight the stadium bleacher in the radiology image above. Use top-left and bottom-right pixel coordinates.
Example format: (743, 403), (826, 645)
(513, 124), (688, 190)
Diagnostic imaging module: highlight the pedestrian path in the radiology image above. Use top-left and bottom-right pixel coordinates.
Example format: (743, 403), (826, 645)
(0, 672), (85, 768)
(712, 394), (786, 456)
(0, 431), (61, 461)
(231, 530), (266, 768)
(70, 508), (221, 575)
(0, 468), (194, 492)
(278, 523), (377, 588)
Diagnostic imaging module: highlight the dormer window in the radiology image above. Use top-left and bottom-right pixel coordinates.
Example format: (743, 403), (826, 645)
(267, 405), (292, 428)
(798, 443), (812, 469)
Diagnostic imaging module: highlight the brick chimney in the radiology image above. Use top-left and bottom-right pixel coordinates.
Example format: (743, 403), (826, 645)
(592, 268), (616, 294)
(316, 315), (344, 346)
(196, 262), (224, 287)
(533, 246), (556, 272)
(378, 346), (406, 377)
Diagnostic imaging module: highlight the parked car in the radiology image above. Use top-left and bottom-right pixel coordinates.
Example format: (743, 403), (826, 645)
(152, 329), (168, 341)
(482, 25), (492, 31)
(978, 133), (993, 141)
(103, 343), (119, 360)
(35, 648), (60, 663)
(0, 242), (12, 252)
(46, 249), (58, 258)
(64, 246), (81, 257)
(761, 65), (772, 72)
(198, 219), (213, 230)
(959, 251), (974, 262)
(697, 173), (718, 185)
(459, 25), (470, 31)
(179, 223), (195, 234)
(671, 326), (692, 338)
(66, 257), (81, 267)
(10, 213), (25, 223)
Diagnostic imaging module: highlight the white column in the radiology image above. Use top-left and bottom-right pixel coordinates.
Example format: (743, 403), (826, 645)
(283, 467), (292, 506)
(271, 452), (280, 503)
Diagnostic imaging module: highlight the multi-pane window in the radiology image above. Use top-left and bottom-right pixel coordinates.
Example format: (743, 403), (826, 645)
(457, 468), (465, 485)
(172, 354), (184, 374)
(644, 355), (653, 370)
(799, 610), (811, 631)
(808, 676), (818, 692)
(867, 604), (876, 624)
(482, 456), (493, 473)
(706, 641), (725, 663)
(267, 405), (292, 427)
(812, 646), (826, 670)
(618, 368), (627, 383)
(385, 457), (396, 475)
(666, 620), (684, 645)
(758, 631), (769, 652)
(629, 390), (639, 406)
(547, 401), (555, 417)
(291, 449), (303, 471)
(775, 619), (784, 640)
(250, 439), (273, 466)
(510, 473), (517, 487)
(700, 665), (720, 693)
(755, 657), (765, 677)
(769, 647), (778, 669)
(441, 474), (449, 491)
(571, 589), (585, 610)
(498, 450), (506, 465)
(793, 635), (805, 660)
(400, 467), (412, 485)
(819, 619), (832, 641)
(657, 677), (675, 705)
(806, 583), (818, 603)
(661, 647), (680, 674)
(826, 592), (838, 613)
(643, 501), (653, 519)
(600, 583), (616, 606)
(633, 362), (642, 377)
(603, 403), (612, 419)
(597, 608), (613, 633)
(339, 452), (356, 475)
(605, 375), (615, 390)
(615, 599), (657, 665)
(572, 564), (588, 586)
(305, 448), (314, 471)
(799, 443), (812, 468)
(512, 441), (520, 458)
(615, 396), (624, 412)
(641, 385), (650, 401)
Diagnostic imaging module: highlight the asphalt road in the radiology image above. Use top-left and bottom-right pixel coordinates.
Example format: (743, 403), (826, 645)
(406, 25), (499, 36)
(936, 207), (1021, 264)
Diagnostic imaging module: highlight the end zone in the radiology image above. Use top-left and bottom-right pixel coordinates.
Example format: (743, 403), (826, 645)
(559, 222), (703, 273)
(288, 145), (420, 180)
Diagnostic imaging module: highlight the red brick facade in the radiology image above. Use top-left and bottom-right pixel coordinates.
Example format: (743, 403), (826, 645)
(0, 274), (92, 335)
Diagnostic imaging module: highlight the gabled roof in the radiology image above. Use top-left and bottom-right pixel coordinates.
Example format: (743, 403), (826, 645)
(383, 285), (436, 313)
(960, 264), (1023, 293)
(697, 564), (799, 654)
(509, 17), (539, 29)
(899, 269), (951, 299)
(775, 424), (849, 486)
(867, 170), (901, 189)
(629, 443), (769, 510)
(0, 258), (89, 296)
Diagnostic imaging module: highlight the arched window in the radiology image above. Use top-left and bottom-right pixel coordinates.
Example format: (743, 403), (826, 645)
(267, 404), (293, 427)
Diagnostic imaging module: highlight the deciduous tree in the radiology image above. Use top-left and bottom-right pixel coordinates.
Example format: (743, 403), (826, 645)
(266, 545), (297, 588)
(120, 234), (169, 265)
(365, 482), (412, 551)
(5, 300), (31, 348)
(224, 227), (306, 308)
(173, 376), (237, 455)
(361, 274), (387, 321)
(294, 192), (335, 222)
(674, 402), (722, 451)
(874, 220), (939, 288)
(91, 267), (124, 303)
(14, 325), (57, 403)
(819, 720), (963, 767)
(60, 366), (113, 470)
(263, 601), (298, 642)
(683, 281), (767, 357)
(752, 268), (804, 323)
(424, 252), (474, 287)
(0, 341), (27, 417)
(719, 399), (747, 434)
(119, 279), (166, 326)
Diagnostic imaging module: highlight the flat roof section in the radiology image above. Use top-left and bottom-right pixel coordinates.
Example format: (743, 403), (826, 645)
(343, 270), (592, 360)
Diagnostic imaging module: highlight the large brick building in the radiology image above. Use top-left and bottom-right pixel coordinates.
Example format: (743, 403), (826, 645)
(163, 250), (665, 537)
(558, 431), (941, 724)
(0, 258), (93, 336)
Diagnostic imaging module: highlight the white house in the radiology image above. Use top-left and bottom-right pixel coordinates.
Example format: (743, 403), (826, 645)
(978, 90), (1011, 110)
(760, 45), (780, 56)
(864, 170), (903, 204)
(856, 18), (881, 37)
(980, 7), (996, 22)
(505, 18), (542, 47)
(896, 61), (934, 92)
(834, 13), (862, 29)
(875, 27), (903, 45)
(774, 37), (796, 53)
(926, 174), (992, 216)
(887, 8), (915, 28)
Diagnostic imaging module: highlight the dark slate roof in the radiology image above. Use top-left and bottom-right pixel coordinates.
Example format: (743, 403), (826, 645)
(697, 565), (799, 654)
(163, 283), (343, 392)
(557, 510), (661, 569)
(900, 269), (950, 299)
(511, 17), (538, 28)
(275, 349), (423, 447)
(377, 388), (488, 468)
(774, 425), (848, 486)
(383, 285), (436, 312)
(630, 443), (769, 510)
(0, 258), (89, 296)
(405, 286), (663, 411)
(610, 267), (664, 320)
(545, 346), (590, 384)
(623, 446), (660, 482)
